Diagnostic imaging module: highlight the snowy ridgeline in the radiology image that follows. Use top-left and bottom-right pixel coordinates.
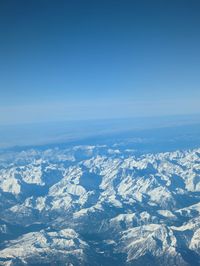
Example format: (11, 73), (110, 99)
(0, 144), (200, 266)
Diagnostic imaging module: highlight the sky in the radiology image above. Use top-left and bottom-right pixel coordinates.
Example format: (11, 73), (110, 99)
(0, 0), (200, 125)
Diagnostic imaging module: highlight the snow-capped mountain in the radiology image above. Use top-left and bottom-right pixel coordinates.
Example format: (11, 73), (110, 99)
(0, 144), (200, 265)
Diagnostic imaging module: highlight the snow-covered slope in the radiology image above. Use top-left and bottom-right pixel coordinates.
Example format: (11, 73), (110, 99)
(0, 228), (91, 266)
(0, 145), (200, 265)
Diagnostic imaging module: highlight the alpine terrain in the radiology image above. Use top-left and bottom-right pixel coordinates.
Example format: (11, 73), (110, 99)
(0, 137), (200, 266)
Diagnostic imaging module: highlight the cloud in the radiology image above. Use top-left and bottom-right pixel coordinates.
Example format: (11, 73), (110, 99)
(0, 97), (199, 125)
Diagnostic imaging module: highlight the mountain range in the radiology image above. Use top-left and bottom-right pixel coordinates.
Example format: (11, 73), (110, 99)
(0, 141), (200, 265)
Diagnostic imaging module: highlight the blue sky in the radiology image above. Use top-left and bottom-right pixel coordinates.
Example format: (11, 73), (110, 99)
(0, 0), (200, 124)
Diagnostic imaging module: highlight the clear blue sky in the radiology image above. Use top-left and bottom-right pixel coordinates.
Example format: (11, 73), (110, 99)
(0, 0), (200, 124)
